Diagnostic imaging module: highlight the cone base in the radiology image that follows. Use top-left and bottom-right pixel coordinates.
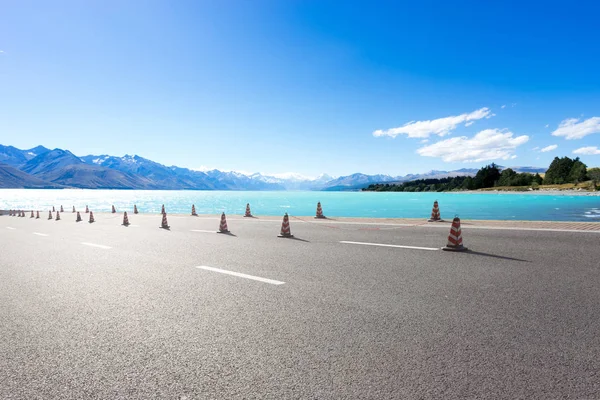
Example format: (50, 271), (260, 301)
(277, 234), (294, 238)
(217, 230), (230, 234)
(243, 214), (253, 218)
(442, 245), (469, 252)
(122, 223), (130, 227)
(192, 214), (198, 216)
(159, 225), (170, 229)
(428, 219), (445, 222)
(315, 215), (326, 219)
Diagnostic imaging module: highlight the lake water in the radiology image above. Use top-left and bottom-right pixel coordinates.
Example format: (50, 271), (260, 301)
(1, 189), (599, 221)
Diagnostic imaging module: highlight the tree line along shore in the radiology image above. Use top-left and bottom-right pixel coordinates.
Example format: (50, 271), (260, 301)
(363, 157), (600, 193)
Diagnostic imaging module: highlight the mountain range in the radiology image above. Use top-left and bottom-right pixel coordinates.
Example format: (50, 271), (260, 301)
(0, 144), (547, 190)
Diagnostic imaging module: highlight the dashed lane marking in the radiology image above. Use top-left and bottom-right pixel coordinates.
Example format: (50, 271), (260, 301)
(81, 242), (112, 249)
(195, 266), (285, 285)
(340, 240), (439, 251)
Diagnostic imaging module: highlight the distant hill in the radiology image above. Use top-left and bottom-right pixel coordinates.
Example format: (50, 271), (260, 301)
(0, 144), (50, 167)
(0, 163), (63, 188)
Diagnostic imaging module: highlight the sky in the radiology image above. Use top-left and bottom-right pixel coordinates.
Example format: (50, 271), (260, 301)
(1, 0), (599, 178)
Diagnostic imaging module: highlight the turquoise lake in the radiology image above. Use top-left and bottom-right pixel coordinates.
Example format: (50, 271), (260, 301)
(1, 189), (599, 221)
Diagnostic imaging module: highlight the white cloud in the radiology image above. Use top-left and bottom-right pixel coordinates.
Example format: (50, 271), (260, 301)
(420, 139), (429, 143)
(501, 105), (506, 109)
(540, 144), (558, 152)
(573, 146), (600, 155)
(511, 103), (517, 107)
(373, 107), (492, 139)
(465, 121), (474, 127)
(545, 124), (549, 128)
(532, 146), (540, 151)
(416, 129), (529, 162)
(551, 117), (600, 140)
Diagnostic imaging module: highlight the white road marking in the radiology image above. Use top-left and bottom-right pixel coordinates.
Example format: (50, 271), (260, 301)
(33, 232), (49, 237)
(81, 242), (112, 249)
(195, 266), (285, 285)
(340, 241), (439, 251)
(6, 227), (16, 230)
(191, 229), (217, 233)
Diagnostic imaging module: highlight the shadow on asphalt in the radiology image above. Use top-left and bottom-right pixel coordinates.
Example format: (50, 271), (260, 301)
(466, 250), (530, 263)
(218, 232), (237, 237)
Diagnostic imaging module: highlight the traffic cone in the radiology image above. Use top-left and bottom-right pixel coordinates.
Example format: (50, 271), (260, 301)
(72, 206), (76, 213)
(36, 211), (40, 219)
(112, 205), (116, 213)
(244, 203), (252, 217)
(52, 206), (55, 212)
(159, 212), (170, 229)
(89, 211), (95, 223)
(60, 205), (64, 213)
(315, 202), (325, 219)
(442, 217), (468, 252)
(48, 211), (53, 220)
(278, 213), (294, 238)
(76, 212), (82, 222)
(85, 205), (89, 213)
(122, 211), (130, 226)
(55, 211), (61, 221)
(161, 204), (165, 215)
(30, 210), (34, 218)
(217, 212), (229, 233)
(428, 200), (442, 222)
(8, 210), (12, 216)
(191, 204), (197, 216)
(134, 205), (139, 214)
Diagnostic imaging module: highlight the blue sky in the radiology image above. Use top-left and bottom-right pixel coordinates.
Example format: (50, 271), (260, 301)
(1, 0), (599, 178)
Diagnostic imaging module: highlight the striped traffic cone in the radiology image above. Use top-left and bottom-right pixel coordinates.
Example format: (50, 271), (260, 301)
(217, 212), (229, 233)
(89, 211), (95, 223)
(55, 211), (61, 221)
(76, 212), (82, 222)
(191, 204), (197, 216)
(60, 205), (64, 213)
(122, 212), (130, 226)
(52, 206), (55, 212)
(428, 200), (442, 222)
(36, 211), (40, 219)
(72, 206), (76, 213)
(315, 202), (325, 219)
(30, 210), (34, 218)
(244, 203), (252, 217)
(8, 210), (12, 216)
(112, 205), (116, 213)
(85, 205), (89, 213)
(161, 204), (165, 215)
(278, 213), (294, 238)
(442, 217), (468, 252)
(160, 213), (170, 229)
(134, 205), (139, 214)
(48, 211), (53, 220)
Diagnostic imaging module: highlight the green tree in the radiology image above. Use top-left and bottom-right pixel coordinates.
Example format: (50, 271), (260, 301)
(545, 156), (575, 184)
(473, 163), (502, 188)
(588, 167), (600, 190)
(498, 168), (517, 186)
(569, 158), (587, 183)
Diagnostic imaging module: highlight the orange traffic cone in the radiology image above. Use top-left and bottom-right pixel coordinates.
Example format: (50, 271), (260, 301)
(72, 206), (76, 213)
(55, 211), (61, 221)
(244, 203), (252, 217)
(30, 210), (34, 218)
(60, 205), (64, 213)
(160, 212), (170, 229)
(52, 206), (55, 212)
(89, 211), (95, 223)
(428, 200), (442, 222)
(76, 212), (82, 222)
(442, 216), (468, 252)
(134, 205), (139, 214)
(48, 211), (53, 220)
(278, 213), (294, 238)
(111, 205), (116, 213)
(36, 211), (40, 219)
(161, 204), (165, 215)
(122, 211), (130, 226)
(315, 202), (325, 219)
(191, 204), (197, 216)
(85, 205), (89, 213)
(217, 212), (229, 233)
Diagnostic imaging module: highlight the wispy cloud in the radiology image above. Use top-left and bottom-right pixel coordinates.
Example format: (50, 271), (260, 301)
(545, 124), (549, 128)
(501, 105), (506, 109)
(416, 129), (529, 162)
(540, 144), (558, 152)
(0, 50), (5, 54)
(465, 121), (474, 127)
(532, 146), (540, 151)
(373, 107), (492, 139)
(511, 103), (517, 107)
(551, 117), (600, 139)
(573, 146), (600, 155)
(420, 139), (429, 144)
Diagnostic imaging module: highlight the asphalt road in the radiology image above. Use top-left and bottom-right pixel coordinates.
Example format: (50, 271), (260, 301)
(1, 212), (599, 399)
